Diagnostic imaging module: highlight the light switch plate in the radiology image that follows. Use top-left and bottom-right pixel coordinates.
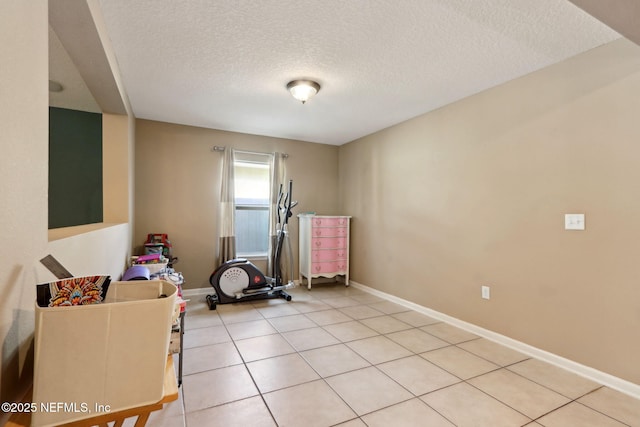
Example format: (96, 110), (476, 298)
(565, 213), (585, 230)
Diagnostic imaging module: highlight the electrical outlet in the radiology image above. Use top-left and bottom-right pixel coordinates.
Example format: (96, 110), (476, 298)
(481, 286), (491, 300)
(565, 213), (585, 230)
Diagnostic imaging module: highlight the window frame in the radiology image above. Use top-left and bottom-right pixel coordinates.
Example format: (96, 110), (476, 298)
(233, 151), (273, 258)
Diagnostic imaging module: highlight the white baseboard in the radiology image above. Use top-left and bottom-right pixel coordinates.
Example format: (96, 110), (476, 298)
(182, 287), (213, 298)
(349, 280), (640, 400)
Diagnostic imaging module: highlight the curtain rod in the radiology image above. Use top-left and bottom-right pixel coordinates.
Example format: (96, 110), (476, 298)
(211, 146), (288, 158)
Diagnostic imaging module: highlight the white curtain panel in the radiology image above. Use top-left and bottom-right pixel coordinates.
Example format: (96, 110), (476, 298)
(217, 148), (236, 266)
(267, 152), (286, 278)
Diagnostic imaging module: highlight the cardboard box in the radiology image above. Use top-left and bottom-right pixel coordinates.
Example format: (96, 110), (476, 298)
(32, 280), (177, 427)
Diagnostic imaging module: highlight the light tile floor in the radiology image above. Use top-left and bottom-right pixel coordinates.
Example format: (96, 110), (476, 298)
(142, 283), (639, 427)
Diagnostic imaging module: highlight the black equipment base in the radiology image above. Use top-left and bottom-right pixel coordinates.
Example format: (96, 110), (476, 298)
(206, 290), (291, 310)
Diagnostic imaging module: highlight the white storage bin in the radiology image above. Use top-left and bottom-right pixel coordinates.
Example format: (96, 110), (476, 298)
(145, 262), (168, 274)
(129, 256), (169, 274)
(32, 280), (177, 427)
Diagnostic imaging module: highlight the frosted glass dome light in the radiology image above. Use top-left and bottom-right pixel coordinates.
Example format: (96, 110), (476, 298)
(287, 80), (320, 104)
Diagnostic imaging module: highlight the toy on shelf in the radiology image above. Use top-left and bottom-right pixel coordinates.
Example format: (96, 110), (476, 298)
(144, 233), (178, 266)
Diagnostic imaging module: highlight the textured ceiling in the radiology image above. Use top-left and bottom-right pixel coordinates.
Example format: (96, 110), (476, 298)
(91, 0), (619, 145)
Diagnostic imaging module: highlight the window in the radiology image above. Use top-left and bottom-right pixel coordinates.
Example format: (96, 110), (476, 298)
(234, 152), (272, 257)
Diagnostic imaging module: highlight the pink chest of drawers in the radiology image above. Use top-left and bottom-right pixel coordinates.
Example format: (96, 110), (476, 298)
(298, 214), (351, 289)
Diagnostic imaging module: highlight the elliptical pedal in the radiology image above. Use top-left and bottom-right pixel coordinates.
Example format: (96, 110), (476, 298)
(206, 294), (218, 310)
(241, 286), (273, 295)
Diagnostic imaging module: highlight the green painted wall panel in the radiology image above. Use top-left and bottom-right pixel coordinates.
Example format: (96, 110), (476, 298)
(48, 107), (103, 229)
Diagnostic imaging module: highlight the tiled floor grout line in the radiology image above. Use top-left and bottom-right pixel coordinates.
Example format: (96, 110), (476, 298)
(180, 288), (639, 427)
(287, 324), (514, 426)
(222, 298), (404, 426)
(439, 347), (634, 427)
(528, 399), (575, 425)
(324, 326), (528, 426)
(286, 306), (449, 425)
(522, 393), (632, 427)
(254, 301), (371, 426)
(184, 297), (490, 426)
(562, 395), (633, 427)
(228, 302), (492, 426)
(218, 310), (282, 427)
(462, 378), (536, 424)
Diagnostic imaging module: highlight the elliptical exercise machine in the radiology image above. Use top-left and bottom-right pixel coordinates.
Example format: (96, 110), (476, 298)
(206, 180), (297, 310)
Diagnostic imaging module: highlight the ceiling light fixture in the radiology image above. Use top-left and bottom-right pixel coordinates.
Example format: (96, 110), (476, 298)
(287, 80), (320, 104)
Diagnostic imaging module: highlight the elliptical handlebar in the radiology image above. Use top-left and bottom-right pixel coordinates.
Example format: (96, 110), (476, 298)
(273, 180), (295, 286)
(276, 183), (284, 226)
(275, 179), (295, 228)
(281, 180), (294, 226)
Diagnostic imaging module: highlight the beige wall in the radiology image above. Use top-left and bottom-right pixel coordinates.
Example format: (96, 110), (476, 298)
(103, 113), (135, 225)
(0, 0), (48, 406)
(339, 38), (640, 385)
(0, 1), (135, 409)
(135, 120), (340, 289)
(46, 225), (131, 278)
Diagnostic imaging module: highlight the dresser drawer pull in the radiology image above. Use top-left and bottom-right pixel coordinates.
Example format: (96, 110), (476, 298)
(312, 238), (346, 248)
(310, 217), (349, 227)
